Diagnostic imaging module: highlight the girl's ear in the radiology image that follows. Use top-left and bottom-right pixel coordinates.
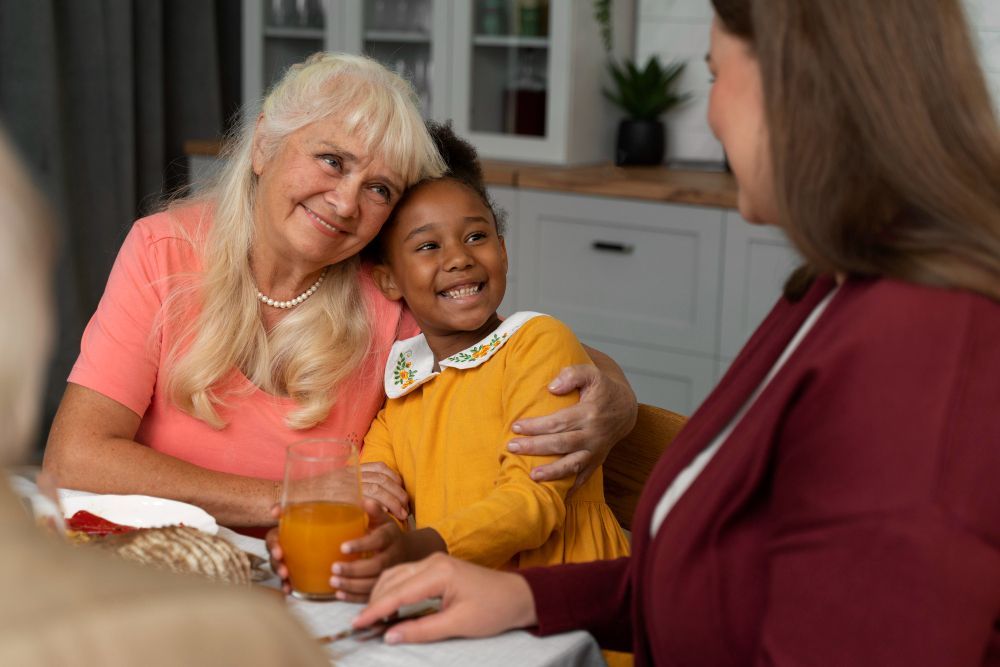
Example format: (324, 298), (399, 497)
(498, 235), (509, 274)
(372, 263), (404, 301)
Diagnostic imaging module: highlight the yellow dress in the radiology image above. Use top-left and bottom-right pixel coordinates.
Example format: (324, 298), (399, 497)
(361, 312), (630, 570)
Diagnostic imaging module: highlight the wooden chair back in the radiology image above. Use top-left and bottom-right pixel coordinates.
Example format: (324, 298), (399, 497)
(603, 403), (687, 531)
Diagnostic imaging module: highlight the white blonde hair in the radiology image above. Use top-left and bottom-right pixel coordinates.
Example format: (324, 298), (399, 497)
(0, 129), (54, 464)
(166, 53), (445, 429)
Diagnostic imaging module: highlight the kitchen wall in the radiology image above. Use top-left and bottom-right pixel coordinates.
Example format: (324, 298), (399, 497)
(636, 0), (1000, 163)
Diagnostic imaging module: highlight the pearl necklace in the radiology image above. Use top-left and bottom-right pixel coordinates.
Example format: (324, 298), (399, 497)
(256, 266), (328, 309)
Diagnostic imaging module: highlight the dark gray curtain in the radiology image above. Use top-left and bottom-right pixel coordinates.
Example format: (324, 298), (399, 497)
(0, 0), (241, 459)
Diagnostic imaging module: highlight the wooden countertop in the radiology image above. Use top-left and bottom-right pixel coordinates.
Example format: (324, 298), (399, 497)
(184, 141), (737, 210)
(484, 160), (737, 209)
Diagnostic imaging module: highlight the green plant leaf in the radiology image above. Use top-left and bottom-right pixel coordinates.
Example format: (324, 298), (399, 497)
(593, 0), (613, 53)
(603, 54), (690, 120)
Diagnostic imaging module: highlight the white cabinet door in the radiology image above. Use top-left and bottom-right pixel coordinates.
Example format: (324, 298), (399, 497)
(580, 336), (715, 416)
(718, 212), (801, 358)
(516, 190), (725, 355)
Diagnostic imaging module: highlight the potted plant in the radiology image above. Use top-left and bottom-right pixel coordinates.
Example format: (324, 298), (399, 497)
(604, 57), (689, 165)
(594, 0), (690, 165)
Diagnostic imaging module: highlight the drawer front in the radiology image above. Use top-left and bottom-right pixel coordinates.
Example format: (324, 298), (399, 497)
(580, 336), (716, 416)
(517, 191), (724, 355)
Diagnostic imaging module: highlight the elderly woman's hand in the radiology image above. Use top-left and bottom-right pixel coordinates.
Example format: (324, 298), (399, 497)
(361, 461), (410, 522)
(507, 360), (638, 494)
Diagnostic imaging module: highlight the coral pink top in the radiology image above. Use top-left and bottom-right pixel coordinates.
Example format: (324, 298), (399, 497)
(69, 203), (417, 481)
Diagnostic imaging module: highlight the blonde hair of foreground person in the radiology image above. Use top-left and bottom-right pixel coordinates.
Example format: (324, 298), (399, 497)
(0, 129), (328, 666)
(166, 52), (446, 429)
(0, 129), (52, 465)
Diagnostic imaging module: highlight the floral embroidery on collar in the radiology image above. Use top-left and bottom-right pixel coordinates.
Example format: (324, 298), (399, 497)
(392, 350), (417, 389)
(445, 332), (509, 364)
(383, 312), (547, 399)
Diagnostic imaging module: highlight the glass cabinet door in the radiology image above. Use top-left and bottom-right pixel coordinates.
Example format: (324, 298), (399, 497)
(244, 0), (343, 114)
(451, 0), (575, 162)
(262, 0), (327, 88)
(468, 0), (550, 138)
(361, 0), (435, 116)
(339, 0), (449, 120)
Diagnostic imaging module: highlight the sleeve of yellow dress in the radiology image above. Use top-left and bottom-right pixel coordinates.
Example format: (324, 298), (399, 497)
(360, 406), (399, 475)
(426, 316), (593, 568)
(360, 406), (410, 530)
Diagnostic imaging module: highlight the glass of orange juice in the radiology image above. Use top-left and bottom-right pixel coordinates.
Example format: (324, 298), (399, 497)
(278, 438), (368, 601)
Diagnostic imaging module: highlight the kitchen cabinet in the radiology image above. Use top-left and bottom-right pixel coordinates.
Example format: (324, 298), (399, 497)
(242, 0), (633, 163)
(510, 189), (799, 414)
(718, 211), (801, 359)
(514, 190), (724, 355)
(243, 0), (344, 114)
(447, 0), (630, 163)
(579, 335), (718, 418)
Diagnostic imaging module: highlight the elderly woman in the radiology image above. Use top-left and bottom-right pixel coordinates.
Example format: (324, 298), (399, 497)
(0, 127), (329, 665)
(355, 1), (1000, 664)
(43, 53), (637, 528)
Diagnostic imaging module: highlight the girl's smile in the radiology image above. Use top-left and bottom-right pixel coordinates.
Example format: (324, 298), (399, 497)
(373, 179), (508, 361)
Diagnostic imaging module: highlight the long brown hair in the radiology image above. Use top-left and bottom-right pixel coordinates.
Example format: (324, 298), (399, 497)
(712, 0), (1000, 300)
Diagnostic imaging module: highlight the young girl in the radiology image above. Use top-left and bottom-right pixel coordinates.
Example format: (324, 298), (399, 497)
(331, 123), (630, 599)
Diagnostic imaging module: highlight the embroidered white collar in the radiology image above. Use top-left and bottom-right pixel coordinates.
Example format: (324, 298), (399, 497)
(384, 311), (547, 398)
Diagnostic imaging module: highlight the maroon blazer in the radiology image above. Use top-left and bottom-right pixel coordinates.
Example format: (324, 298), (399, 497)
(523, 276), (1000, 666)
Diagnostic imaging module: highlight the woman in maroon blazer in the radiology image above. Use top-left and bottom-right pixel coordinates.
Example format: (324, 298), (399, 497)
(355, 0), (1000, 664)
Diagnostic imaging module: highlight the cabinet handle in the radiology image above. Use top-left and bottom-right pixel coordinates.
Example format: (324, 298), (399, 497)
(591, 241), (634, 254)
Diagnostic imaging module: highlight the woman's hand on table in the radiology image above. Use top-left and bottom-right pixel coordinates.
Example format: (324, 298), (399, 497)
(353, 553), (536, 644)
(334, 499), (447, 602)
(361, 462), (410, 522)
(509, 360), (638, 494)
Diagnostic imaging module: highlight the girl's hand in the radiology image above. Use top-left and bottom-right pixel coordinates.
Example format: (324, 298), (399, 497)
(508, 363), (638, 493)
(353, 553), (537, 644)
(330, 499), (408, 602)
(361, 461), (410, 521)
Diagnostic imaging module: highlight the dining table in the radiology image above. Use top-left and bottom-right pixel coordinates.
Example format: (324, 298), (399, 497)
(8, 473), (607, 666)
(217, 527), (608, 666)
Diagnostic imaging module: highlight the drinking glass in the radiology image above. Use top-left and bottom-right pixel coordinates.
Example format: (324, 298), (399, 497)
(279, 438), (367, 601)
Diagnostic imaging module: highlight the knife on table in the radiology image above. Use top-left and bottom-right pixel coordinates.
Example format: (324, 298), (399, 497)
(317, 597), (442, 645)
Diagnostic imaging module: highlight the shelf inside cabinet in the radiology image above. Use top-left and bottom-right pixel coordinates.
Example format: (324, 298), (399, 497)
(473, 35), (549, 49)
(264, 27), (325, 40)
(364, 30), (432, 44)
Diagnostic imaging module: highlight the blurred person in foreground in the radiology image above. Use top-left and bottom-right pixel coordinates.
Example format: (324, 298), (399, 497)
(355, 0), (1000, 664)
(0, 127), (328, 666)
(42, 53), (637, 530)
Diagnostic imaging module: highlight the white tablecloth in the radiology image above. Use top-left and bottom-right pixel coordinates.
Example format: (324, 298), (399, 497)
(8, 473), (605, 667)
(228, 529), (608, 667)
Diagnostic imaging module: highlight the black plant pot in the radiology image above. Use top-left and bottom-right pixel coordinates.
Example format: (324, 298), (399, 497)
(615, 119), (665, 166)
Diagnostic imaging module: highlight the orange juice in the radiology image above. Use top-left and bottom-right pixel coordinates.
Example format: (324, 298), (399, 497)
(279, 501), (367, 598)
